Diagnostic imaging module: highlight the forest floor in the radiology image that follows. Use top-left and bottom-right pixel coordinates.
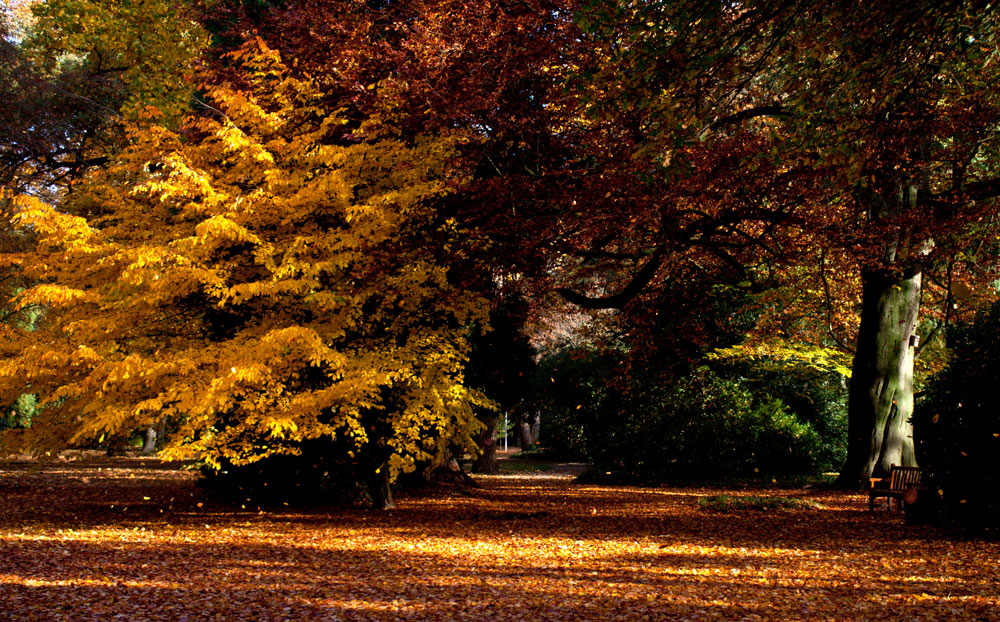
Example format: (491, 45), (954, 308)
(1, 454), (998, 621)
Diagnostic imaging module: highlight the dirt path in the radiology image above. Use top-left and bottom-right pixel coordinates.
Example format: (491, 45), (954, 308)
(482, 452), (590, 480)
(2, 457), (999, 621)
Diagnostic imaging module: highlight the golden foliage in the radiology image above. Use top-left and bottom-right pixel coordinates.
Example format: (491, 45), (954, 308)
(26, 0), (208, 121)
(709, 343), (853, 378)
(0, 40), (488, 480)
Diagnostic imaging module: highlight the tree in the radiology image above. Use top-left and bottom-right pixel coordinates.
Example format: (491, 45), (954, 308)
(466, 293), (536, 473)
(238, 0), (590, 474)
(26, 0), (208, 123)
(1, 0), (215, 457)
(1, 0), (211, 194)
(560, 0), (1000, 487)
(1, 7), (113, 193)
(0, 39), (488, 508)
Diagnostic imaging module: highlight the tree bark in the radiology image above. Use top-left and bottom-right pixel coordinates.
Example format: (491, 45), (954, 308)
(141, 418), (166, 455)
(472, 414), (499, 474)
(837, 265), (921, 488)
(518, 420), (535, 450)
(368, 468), (395, 510)
(140, 426), (157, 455)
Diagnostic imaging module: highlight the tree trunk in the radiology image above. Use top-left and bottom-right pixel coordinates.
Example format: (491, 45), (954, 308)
(518, 420), (534, 450)
(367, 468), (395, 510)
(141, 426), (157, 455)
(837, 265), (921, 489)
(141, 418), (167, 455)
(472, 414), (499, 474)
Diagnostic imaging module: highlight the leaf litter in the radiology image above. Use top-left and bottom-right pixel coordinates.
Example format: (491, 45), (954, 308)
(1, 456), (998, 621)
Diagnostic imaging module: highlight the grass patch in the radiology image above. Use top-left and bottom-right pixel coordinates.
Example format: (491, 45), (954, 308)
(699, 495), (822, 512)
(507, 446), (562, 461)
(499, 461), (552, 474)
(576, 467), (840, 489)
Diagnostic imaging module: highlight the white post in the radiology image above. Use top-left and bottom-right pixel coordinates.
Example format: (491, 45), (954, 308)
(504, 410), (508, 452)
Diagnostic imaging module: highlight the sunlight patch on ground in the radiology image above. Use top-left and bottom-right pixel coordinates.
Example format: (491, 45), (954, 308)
(1, 458), (998, 621)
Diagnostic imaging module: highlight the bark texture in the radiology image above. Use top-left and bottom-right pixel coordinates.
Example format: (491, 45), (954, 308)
(141, 426), (157, 455)
(141, 418), (167, 455)
(368, 468), (395, 510)
(838, 266), (921, 488)
(518, 420), (535, 450)
(472, 414), (499, 474)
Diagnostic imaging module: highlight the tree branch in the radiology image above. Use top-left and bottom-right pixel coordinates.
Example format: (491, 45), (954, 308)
(556, 251), (665, 309)
(700, 105), (789, 137)
(933, 176), (1000, 203)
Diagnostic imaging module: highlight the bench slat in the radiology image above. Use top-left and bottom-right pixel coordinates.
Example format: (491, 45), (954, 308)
(869, 465), (922, 512)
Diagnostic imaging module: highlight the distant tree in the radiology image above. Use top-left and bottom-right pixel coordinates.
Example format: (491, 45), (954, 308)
(1, 0), (210, 193)
(467, 293), (536, 474)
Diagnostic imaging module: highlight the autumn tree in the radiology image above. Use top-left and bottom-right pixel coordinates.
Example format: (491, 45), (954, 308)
(26, 0), (208, 123)
(234, 0), (595, 469)
(238, 0), (596, 282)
(1, 0), (210, 194)
(0, 39), (488, 508)
(1, 7), (111, 202)
(559, 0), (1000, 487)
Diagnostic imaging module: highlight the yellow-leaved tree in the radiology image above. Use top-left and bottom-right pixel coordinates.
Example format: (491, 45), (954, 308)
(0, 40), (488, 508)
(26, 0), (209, 123)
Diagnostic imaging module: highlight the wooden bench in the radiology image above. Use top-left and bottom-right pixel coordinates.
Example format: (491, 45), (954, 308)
(868, 465), (922, 511)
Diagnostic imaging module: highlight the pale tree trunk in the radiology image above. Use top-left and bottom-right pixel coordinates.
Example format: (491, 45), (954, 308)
(518, 421), (534, 450)
(368, 468), (395, 510)
(472, 414), (499, 474)
(837, 265), (921, 488)
(141, 418), (167, 455)
(141, 426), (157, 455)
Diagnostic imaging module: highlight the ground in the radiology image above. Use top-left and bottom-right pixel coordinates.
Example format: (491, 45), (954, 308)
(1, 453), (998, 621)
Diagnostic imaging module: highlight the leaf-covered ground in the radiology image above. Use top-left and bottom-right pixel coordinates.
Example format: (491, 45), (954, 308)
(1, 457), (997, 621)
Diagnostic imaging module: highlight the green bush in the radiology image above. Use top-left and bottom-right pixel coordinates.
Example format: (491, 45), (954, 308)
(726, 365), (848, 473)
(597, 368), (823, 482)
(1, 393), (36, 430)
(525, 347), (623, 461)
(531, 354), (830, 483)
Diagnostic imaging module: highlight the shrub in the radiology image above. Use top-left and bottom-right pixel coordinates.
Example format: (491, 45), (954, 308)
(597, 368), (823, 483)
(525, 347), (623, 461)
(0, 393), (36, 430)
(198, 438), (369, 507)
(726, 365), (848, 473)
(915, 304), (1000, 528)
(533, 356), (829, 483)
